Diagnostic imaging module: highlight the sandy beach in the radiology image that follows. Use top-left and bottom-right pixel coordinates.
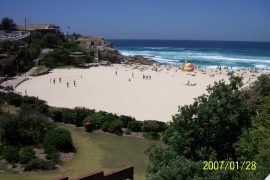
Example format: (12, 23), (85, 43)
(15, 64), (262, 122)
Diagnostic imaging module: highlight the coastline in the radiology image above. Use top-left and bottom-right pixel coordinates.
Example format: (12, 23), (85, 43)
(15, 63), (265, 122)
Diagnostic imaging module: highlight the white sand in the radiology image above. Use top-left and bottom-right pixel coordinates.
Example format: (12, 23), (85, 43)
(16, 64), (260, 122)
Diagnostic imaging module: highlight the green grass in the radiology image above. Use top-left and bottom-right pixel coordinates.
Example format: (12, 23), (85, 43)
(0, 123), (163, 180)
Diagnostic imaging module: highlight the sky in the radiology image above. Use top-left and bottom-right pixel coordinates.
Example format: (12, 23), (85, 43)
(1, 0), (270, 42)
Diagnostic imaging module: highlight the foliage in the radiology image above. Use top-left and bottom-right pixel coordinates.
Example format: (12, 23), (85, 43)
(4, 92), (48, 114)
(24, 159), (56, 171)
(48, 108), (63, 122)
(119, 115), (136, 128)
(43, 128), (74, 153)
(41, 41), (85, 68)
(142, 120), (167, 132)
(234, 96), (270, 179)
(146, 76), (260, 179)
(2, 146), (19, 164)
(0, 17), (17, 31)
(73, 107), (93, 127)
(144, 132), (161, 141)
(0, 112), (55, 146)
(127, 120), (142, 132)
(107, 119), (123, 135)
(19, 146), (35, 164)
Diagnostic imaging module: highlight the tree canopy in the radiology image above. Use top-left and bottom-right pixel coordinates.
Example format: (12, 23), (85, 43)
(0, 17), (17, 31)
(147, 75), (270, 180)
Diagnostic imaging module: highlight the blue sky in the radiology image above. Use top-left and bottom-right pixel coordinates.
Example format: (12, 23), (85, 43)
(1, 0), (270, 41)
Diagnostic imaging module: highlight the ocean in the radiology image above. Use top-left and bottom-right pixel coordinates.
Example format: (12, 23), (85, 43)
(110, 40), (270, 69)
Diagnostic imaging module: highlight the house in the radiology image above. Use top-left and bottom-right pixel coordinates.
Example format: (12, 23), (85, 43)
(77, 36), (111, 50)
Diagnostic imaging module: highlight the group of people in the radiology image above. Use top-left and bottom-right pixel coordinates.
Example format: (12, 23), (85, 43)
(143, 74), (152, 80)
(50, 77), (77, 88)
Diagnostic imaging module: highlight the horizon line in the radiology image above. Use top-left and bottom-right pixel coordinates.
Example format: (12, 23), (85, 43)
(107, 38), (270, 43)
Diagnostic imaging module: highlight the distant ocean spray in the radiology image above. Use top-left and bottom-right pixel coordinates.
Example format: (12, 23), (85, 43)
(110, 40), (270, 70)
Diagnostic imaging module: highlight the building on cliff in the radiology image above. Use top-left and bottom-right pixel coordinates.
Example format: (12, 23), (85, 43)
(77, 36), (111, 50)
(77, 36), (116, 62)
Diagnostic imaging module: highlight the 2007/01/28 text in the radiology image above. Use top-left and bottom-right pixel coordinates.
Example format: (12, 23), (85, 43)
(203, 161), (256, 171)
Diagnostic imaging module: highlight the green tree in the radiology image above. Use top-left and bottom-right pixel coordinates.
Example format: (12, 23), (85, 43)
(0, 17), (17, 31)
(234, 96), (270, 179)
(147, 76), (252, 179)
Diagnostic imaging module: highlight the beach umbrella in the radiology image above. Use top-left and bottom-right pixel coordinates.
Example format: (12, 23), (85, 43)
(182, 63), (195, 72)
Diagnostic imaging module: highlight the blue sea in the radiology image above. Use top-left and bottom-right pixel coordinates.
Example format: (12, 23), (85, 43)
(110, 40), (270, 70)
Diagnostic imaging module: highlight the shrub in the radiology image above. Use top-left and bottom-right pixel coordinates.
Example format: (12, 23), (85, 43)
(19, 146), (35, 164)
(144, 132), (161, 141)
(24, 159), (56, 171)
(108, 120), (123, 135)
(83, 113), (103, 131)
(4, 92), (22, 107)
(127, 120), (142, 132)
(74, 107), (92, 127)
(120, 115), (136, 128)
(46, 151), (60, 164)
(43, 128), (74, 153)
(61, 108), (76, 124)
(49, 108), (63, 122)
(142, 120), (167, 132)
(101, 121), (111, 132)
(3, 146), (19, 163)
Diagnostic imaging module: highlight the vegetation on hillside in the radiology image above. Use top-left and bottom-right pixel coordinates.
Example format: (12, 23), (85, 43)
(146, 74), (270, 180)
(0, 94), (74, 171)
(0, 17), (90, 76)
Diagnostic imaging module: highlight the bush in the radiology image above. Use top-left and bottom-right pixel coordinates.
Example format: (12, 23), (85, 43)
(74, 107), (92, 127)
(49, 108), (63, 122)
(142, 120), (167, 132)
(61, 108), (76, 124)
(43, 128), (74, 153)
(24, 159), (56, 171)
(120, 115), (136, 128)
(101, 121), (111, 132)
(108, 120), (123, 135)
(3, 146), (19, 163)
(127, 120), (142, 132)
(144, 132), (161, 141)
(4, 92), (22, 107)
(19, 146), (35, 164)
(21, 96), (48, 114)
(83, 113), (103, 132)
(46, 151), (60, 164)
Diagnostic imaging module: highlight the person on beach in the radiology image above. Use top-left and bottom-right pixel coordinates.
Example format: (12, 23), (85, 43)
(115, 71), (118, 76)
(53, 79), (55, 84)
(149, 75), (151, 80)
(67, 82), (69, 88)
(146, 75), (148, 80)
(128, 78), (131, 82)
(73, 80), (76, 87)
(59, 77), (61, 83)
(143, 74), (145, 79)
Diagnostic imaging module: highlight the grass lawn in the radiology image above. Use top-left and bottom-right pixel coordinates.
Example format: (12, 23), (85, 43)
(0, 123), (163, 180)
